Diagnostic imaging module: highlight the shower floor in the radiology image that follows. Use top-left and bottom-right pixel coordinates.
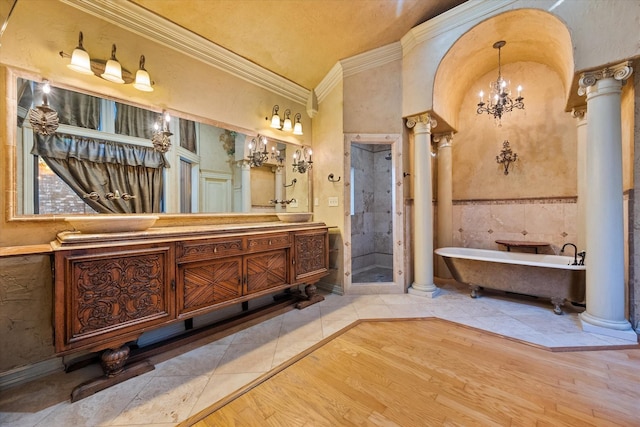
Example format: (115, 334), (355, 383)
(352, 266), (393, 283)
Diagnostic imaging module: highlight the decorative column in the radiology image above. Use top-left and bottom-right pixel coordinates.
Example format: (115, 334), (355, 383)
(578, 61), (636, 340)
(572, 107), (587, 252)
(240, 160), (252, 213)
(274, 165), (284, 213)
(407, 114), (440, 297)
(434, 132), (454, 279)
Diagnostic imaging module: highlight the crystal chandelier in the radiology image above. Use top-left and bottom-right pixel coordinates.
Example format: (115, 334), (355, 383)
(476, 41), (524, 122)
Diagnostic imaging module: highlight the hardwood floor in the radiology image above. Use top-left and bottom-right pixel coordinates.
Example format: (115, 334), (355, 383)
(182, 318), (640, 427)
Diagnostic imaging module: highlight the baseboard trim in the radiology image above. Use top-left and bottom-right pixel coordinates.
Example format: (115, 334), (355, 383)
(0, 357), (63, 390)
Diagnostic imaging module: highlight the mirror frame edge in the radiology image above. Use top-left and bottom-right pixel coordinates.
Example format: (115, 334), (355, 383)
(3, 66), (313, 223)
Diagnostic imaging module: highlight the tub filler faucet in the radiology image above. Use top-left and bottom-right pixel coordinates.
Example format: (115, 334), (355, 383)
(561, 243), (578, 265)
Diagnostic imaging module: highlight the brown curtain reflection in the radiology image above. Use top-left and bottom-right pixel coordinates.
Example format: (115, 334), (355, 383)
(115, 103), (156, 139)
(41, 84), (101, 129)
(32, 133), (168, 214)
(180, 118), (197, 153)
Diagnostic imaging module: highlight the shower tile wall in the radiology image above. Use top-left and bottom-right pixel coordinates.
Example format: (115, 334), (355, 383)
(351, 144), (392, 273)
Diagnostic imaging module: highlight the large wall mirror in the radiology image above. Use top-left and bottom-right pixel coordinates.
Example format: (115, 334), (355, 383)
(12, 74), (310, 217)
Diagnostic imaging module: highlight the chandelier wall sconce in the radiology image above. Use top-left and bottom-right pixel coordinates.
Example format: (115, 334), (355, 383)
(476, 40), (524, 123)
(268, 105), (303, 135)
(151, 111), (172, 153)
(247, 134), (269, 167)
(496, 140), (518, 175)
(28, 80), (60, 136)
(271, 146), (285, 165)
(60, 31), (154, 92)
(292, 147), (313, 174)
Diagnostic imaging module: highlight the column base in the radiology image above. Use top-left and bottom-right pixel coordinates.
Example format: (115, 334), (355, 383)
(408, 283), (441, 298)
(579, 312), (638, 342)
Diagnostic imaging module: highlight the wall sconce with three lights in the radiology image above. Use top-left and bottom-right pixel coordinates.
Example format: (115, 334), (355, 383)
(60, 31), (154, 92)
(268, 105), (303, 135)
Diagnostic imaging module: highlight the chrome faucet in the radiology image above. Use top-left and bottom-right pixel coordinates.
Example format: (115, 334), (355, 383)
(561, 243), (578, 265)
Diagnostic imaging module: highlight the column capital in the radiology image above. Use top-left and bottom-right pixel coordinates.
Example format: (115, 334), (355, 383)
(578, 61), (633, 96)
(433, 132), (453, 149)
(571, 106), (587, 121)
(406, 114), (437, 132)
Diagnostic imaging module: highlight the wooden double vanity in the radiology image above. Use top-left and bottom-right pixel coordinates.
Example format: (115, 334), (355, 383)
(50, 220), (329, 401)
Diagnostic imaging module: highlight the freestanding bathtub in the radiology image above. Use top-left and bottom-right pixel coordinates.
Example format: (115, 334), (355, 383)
(434, 247), (586, 314)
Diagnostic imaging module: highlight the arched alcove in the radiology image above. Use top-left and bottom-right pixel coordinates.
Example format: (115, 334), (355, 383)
(432, 9), (574, 131)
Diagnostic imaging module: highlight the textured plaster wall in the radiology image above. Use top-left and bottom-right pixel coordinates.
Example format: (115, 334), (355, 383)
(313, 82), (345, 293)
(454, 62), (577, 200)
(0, 256), (53, 371)
(343, 60), (403, 134)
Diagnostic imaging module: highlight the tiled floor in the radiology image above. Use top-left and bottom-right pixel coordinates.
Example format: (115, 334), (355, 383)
(1, 280), (636, 427)
(352, 266), (393, 283)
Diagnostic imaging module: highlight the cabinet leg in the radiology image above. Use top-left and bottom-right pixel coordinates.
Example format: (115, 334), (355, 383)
(295, 283), (325, 309)
(70, 345), (154, 402)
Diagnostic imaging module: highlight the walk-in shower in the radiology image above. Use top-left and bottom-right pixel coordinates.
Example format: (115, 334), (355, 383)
(350, 143), (393, 283)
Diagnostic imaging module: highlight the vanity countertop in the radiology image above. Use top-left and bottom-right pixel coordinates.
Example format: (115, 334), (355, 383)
(52, 221), (328, 250)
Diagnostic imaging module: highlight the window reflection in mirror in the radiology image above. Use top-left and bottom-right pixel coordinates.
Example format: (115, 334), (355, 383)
(14, 77), (310, 216)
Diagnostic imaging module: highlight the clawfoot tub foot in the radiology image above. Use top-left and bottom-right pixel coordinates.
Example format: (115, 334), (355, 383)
(470, 286), (480, 298)
(550, 297), (565, 315)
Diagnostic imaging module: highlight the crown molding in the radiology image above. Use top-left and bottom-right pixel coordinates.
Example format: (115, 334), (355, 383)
(340, 42), (403, 78)
(315, 62), (343, 104)
(314, 42), (402, 104)
(401, 0), (518, 53)
(59, 0), (310, 105)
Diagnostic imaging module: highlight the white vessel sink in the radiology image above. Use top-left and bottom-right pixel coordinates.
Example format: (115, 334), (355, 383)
(277, 212), (313, 223)
(65, 215), (159, 233)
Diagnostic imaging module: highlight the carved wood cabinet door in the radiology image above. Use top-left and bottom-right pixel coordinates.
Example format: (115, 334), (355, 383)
(54, 244), (175, 353)
(292, 230), (329, 282)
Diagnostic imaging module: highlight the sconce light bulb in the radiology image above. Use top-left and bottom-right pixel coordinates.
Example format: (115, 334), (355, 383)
(42, 81), (51, 94)
(164, 112), (171, 123)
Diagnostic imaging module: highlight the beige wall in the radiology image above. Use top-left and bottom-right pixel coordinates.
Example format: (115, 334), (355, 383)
(313, 82), (344, 293)
(454, 62), (577, 200)
(343, 60), (404, 134)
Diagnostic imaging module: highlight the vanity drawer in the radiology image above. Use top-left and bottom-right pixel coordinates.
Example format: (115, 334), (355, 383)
(176, 238), (244, 262)
(246, 233), (291, 252)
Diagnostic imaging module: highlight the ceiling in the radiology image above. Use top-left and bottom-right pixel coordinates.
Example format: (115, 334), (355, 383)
(128, 0), (467, 90)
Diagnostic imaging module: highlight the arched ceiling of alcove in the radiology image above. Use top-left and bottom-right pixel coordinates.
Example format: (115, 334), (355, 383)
(432, 9), (574, 132)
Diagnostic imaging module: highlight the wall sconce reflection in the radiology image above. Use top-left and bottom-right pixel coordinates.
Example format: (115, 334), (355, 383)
(247, 134), (269, 167)
(268, 105), (303, 135)
(271, 146), (285, 165)
(28, 80), (60, 136)
(292, 147), (313, 173)
(496, 140), (518, 175)
(152, 111), (172, 153)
